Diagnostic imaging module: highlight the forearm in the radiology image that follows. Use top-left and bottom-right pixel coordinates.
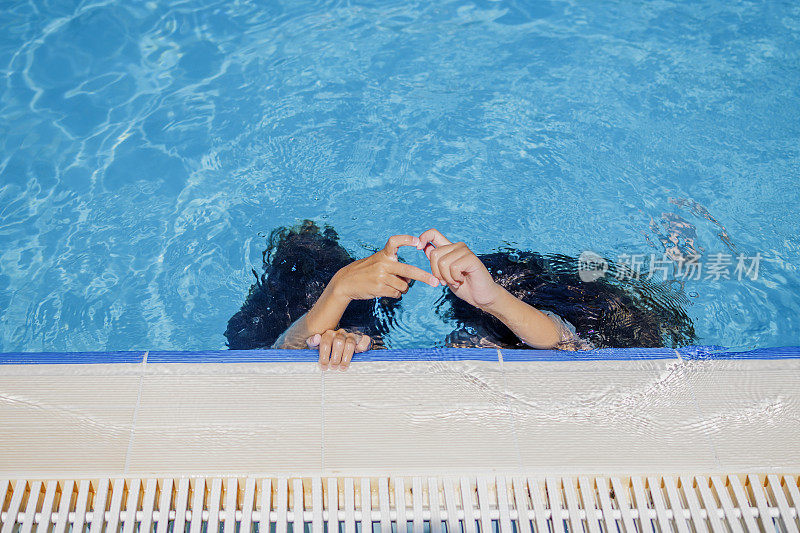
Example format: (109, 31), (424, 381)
(272, 282), (351, 349)
(482, 286), (561, 349)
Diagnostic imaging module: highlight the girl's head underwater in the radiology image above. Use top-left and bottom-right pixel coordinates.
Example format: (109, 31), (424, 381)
(440, 251), (696, 349)
(224, 221), (395, 349)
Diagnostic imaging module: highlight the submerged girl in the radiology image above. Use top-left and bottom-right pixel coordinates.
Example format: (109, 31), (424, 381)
(225, 222), (695, 368)
(224, 221), (439, 365)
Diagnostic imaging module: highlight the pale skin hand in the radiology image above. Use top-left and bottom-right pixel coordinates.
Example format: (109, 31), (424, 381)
(272, 235), (440, 361)
(306, 329), (372, 370)
(417, 228), (562, 350)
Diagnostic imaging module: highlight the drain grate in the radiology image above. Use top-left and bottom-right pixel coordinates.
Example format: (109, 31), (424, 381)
(2, 474), (799, 532)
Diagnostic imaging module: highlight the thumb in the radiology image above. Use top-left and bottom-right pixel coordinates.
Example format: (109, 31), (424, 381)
(356, 334), (372, 352)
(307, 333), (321, 348)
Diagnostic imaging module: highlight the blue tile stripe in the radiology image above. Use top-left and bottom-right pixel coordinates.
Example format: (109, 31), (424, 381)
(0, 351), (145, 364)
(501, 347), (678, 361)
(0, 346), (798, 364)
(145, 348), (501, 363)
(677, 345), (800, 360)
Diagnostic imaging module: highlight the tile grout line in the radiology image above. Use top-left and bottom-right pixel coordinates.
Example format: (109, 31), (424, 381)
(675, 348), (723, 471)
(124, 350), (147, 476)
(498, 348), (525, 472)
(321, 369), (325, 472)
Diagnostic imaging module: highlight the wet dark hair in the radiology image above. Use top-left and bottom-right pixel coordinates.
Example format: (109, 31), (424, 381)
(224, 221), (395, 349)
(439, 250), (696, 349)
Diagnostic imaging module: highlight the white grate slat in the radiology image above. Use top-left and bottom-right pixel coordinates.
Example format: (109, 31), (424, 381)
(663, 476), (690, 533)
(378, 477), (391, 533)
(327, 478), (338, 531)
(631, 476), (654, 533)
(258, 479), (271, 533)
(0, 480), (8, 531)
(106, 479), (125, 533)
(526, 477), (549, 533)
(292, 478), (303, 533)
(73, 480), (90, 533)
(577, 477), (600, 533)
(785, 475), (800, 526)
(276, 478), (288, 533)
(208, 479), (223, 533)
(20, 480), (42, 533)
(225, 478), (238, 533)
(748, 474), (773, 532)
(476, 476), (493, 533)
(395, 477), (407, 533)
(710, 476), (742, 533)
(173, 478), (190, 533)
(412, 477), (424, 533)
(545, 477), (565, 533)
(768, 474), (798, 533)
(155, 478), (172, 533)
(610, 476), (636, 533)
(53, 480), (74, 533)
(122, 479), (141, 533)
(680, 475), (708, 533)
(511, 477), (532, 533)
(189, 478), (205, 533)
(140, 478), (158, 533)
(343, 477), (355, 533)
(312, 477), (324, 533)
(561, 475), (582, 533)
(495, 476), (512, 533)
(695, 476), (724, 533)
(37, 480), (57, 533)
(646, 476), (671, 531)
(360, 477), (372, 533)
(428, 477), (442, 533)
(728, 475), (758, 532)
(443, 477), (461, 533)
(460, 477), (476, 533)
(2, 480), (26, 533)
(595, 477), (618, 533)
(241, 478), (255, 533)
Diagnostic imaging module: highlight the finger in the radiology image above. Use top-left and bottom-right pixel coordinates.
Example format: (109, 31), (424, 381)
(356, 334), (372, 353)
(429, 244), (457, 285)
(382, 289), (402, 299)
(445, 250), (474, 286)
(340, 336), (356, 369)
(417, 228), (452, 250)
(435, 247), (468, 287)
(423, 242), (436, 260)
(382, 235), (421, 259)
(307, 333), (321, 348)
(389, 262), (439, 287)
(318, 330), (335, 366)
(329, 330), (347, 366)
(449, 253), (476, 286)
(427, 246), (443, 281)
(386, 276), (410, 294)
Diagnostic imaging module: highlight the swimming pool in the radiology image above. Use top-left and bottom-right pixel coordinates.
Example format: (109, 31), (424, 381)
(1, 0), (798, 352)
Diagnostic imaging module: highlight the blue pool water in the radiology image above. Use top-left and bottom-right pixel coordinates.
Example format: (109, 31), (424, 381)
(1, 0), (799, 352)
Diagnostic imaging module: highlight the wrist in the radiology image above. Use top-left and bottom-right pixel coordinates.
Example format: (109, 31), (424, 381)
(326, 271), (353, 304)
(304, 277), (352, 332)
(479, 283), (513, 317)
